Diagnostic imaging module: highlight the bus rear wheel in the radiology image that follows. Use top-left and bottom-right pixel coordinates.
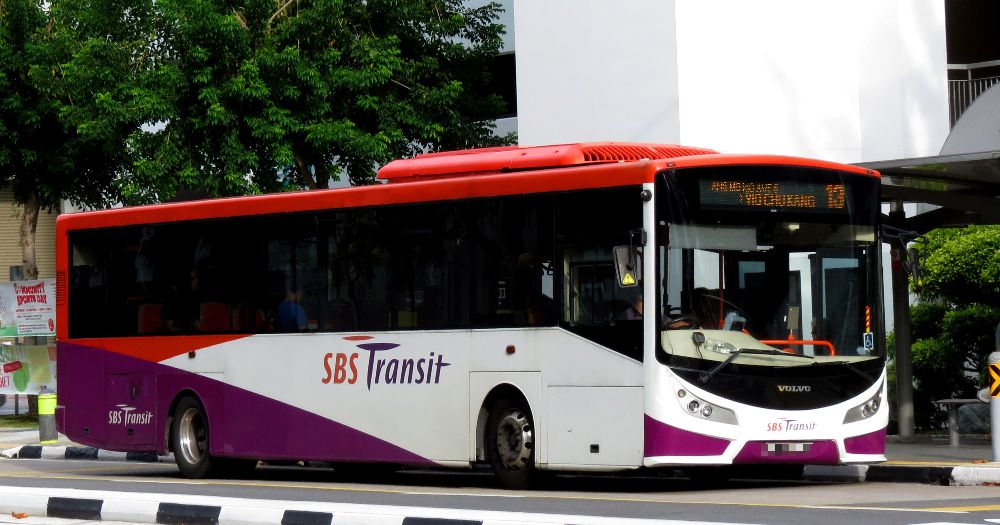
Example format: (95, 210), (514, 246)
(486, 397), (536, 489)
(171, 396), (219, 479)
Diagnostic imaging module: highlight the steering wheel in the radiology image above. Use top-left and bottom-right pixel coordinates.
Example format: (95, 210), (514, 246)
(702, 294), (750, 329)
(664, 306), (698, 330)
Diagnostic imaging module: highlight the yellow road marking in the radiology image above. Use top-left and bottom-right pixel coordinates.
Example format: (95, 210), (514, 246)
(884, 460), (997, 466)
(924, 505), (1000, 512)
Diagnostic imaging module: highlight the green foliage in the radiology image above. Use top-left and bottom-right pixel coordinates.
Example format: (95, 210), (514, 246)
(917, 226), (1000, 304)
(904, 226), (1000, 430)
(71, 0), (516, 203)
(0, 0), (127, 209)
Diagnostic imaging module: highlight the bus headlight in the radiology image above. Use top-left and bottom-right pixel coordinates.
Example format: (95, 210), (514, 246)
(843, 386), (884, 423)
(676, 390), (738, 425)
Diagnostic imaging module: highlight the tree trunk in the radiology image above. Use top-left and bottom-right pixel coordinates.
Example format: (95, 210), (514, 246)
(20, 190), (39, 280)
(18, 191), (40, 416)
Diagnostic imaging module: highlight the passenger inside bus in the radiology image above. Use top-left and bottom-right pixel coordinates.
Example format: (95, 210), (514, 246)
(278, 288), (308, 331)
(163, 269), (204, 332)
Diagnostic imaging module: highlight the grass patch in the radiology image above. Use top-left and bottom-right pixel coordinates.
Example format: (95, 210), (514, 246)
(0, 414), (38, 429)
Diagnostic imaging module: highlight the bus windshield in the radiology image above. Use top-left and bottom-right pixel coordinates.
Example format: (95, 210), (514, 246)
(657, 166), (882, 369)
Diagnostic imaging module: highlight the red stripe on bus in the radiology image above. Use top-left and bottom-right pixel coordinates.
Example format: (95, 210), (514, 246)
(65, 335), (251, 363)
(343, 336), (374, 341)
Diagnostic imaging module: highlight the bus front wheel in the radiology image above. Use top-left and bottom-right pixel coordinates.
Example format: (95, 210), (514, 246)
(486, 397), (536, 489)
(171, 396), (217, 479)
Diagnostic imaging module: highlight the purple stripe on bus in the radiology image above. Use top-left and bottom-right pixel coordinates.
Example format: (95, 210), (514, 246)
(844, 427), (887, 455)
(643, 415), (731, 456)
(732, 440), (839, 465)
(57, 341), (433, 466)
(355, 343), (400, 352)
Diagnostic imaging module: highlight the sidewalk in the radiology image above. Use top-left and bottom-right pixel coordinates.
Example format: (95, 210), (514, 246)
(0, 426), (998, 485)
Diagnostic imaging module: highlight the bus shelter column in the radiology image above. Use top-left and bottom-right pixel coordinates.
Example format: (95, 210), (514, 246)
(890, 201), (915, 438)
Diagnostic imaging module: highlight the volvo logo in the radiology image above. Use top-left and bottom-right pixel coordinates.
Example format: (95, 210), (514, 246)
(777, 385), (811, 392)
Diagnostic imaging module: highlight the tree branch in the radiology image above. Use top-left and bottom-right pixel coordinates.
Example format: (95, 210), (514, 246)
(267, 0), (297, 31)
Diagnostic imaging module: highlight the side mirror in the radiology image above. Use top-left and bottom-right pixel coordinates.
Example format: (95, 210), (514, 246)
(613, 245), (640, 288)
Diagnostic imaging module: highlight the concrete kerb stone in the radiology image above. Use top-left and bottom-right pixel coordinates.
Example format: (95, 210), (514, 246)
(803, 462), (1000, 486)
(951, 465), (1000, 485)
(1, 444), (173, 463)
(0, 486), (709, 525)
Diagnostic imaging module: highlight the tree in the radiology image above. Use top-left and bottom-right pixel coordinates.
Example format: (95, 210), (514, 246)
(906, 225), (1000, 429)
(0, 0), (141, 278)
(119, 0), (513, 203)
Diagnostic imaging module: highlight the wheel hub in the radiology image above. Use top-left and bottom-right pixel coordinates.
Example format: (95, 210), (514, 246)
(177, 407), (207, 465)
(495, 409), (533, 470)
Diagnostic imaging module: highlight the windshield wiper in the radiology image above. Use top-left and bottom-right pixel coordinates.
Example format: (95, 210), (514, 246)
(811, 359), (875, 383)
(699, 348), (813, 384)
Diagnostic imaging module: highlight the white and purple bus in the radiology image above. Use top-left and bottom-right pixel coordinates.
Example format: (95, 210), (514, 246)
(56, 143), (887, 488)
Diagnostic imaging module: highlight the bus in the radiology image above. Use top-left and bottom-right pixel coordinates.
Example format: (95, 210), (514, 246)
(55, 143), (886, 488)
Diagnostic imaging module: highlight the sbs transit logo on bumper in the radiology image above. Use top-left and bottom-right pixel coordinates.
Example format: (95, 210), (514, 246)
(322, 335), (451, 390)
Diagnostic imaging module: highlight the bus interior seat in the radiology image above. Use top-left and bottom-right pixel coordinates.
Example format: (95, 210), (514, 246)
(201, 302), (232, 332)
(138, 304), (164, 334)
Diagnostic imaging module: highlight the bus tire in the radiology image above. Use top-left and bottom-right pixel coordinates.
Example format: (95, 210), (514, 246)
(485, 397), (536, 489)
(171, 396), (218, 479)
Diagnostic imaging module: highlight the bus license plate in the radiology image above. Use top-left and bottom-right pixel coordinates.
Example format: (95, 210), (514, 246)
(765, 442), (812, 455)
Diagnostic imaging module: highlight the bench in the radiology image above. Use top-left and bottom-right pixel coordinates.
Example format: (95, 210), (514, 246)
(934, 398), (985, 446)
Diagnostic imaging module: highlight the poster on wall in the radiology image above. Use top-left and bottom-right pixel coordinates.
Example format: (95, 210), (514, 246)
(0, 344), (55, 394)
(0, 280), (56, 337)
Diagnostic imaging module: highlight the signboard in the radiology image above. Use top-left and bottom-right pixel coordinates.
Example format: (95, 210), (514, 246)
(700, 179), (849, 212)
(0, 279), (56, 337)
(0, 344), (55, 394)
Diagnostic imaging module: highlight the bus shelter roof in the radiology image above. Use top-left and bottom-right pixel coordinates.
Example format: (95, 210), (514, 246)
(857, 150), (1000, 232)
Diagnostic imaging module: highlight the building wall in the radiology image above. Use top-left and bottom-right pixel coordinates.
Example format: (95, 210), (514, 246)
(513, 0), (682, 146)
(513, 0), (949, 163)
(0, 189), (57, 281)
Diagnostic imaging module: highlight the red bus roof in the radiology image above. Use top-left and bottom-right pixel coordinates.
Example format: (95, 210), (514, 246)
(376, 142), (719, 181)
(56, 143), (877, 232)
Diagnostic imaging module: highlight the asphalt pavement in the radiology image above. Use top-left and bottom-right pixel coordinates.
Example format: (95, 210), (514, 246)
(0, 424), (998, 485)
(0, 424), (999, 525)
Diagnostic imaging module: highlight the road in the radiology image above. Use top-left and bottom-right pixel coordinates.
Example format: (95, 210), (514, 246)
(1, 457), (1000, 525)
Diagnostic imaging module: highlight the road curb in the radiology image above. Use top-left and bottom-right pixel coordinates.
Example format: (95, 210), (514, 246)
(1, 444), (173, 463)
(803, 463), (1000, 485)
(0, 486), (690, 525)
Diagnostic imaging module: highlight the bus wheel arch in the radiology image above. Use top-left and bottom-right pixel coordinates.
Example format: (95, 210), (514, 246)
(480, 385), (537, 489)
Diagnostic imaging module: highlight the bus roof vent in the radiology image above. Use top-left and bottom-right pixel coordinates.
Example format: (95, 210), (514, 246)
(580, 144), (716, 162)
(377, 142), (717, 182)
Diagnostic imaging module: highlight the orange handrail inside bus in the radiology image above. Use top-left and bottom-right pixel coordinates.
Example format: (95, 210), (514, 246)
(760, 337), (836, 356)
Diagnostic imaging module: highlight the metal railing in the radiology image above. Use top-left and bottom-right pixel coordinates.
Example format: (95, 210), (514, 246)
(948, 60), (1000, 126)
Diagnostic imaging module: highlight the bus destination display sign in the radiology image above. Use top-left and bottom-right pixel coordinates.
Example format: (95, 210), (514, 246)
(700, 179), (848, 211)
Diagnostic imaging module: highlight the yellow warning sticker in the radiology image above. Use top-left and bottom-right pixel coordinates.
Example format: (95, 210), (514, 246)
(621, 272), (636, 286)
(991, 364), (1000, 398)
